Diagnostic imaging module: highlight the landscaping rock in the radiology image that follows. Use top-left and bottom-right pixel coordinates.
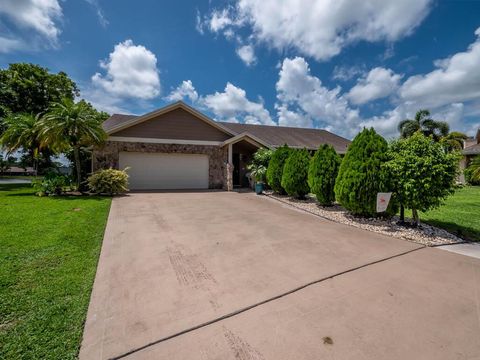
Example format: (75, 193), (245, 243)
(264, 192), (464, 246)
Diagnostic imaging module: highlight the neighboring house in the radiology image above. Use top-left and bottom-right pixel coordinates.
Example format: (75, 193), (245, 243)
(94, 101), (351, 190)
(3, 166), (36, 176)
(460, 128), (480, 183)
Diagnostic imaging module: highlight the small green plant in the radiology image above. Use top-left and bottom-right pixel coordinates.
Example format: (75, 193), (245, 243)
(87, 168), (129, 195)
(248, 164), (267, 183)
(266, 145), (291, 193)
(247, 148), (272, 184)
(281, 148), (310, 199)
(308, 144), (340, 206)
(32, 172), (72, 196)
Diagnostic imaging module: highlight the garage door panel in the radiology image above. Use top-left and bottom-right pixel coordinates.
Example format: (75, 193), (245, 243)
(119, 152), (209, 190)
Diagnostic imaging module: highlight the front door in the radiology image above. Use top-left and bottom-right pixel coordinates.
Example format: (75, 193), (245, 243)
(232, 153), (240, 186)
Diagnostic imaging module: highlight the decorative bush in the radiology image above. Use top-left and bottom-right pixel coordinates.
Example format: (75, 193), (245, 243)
(281, 148), (311, 199)
(308, 144), (340, 206)
(334, 128), (392, 216)
(87, 168), (129, 195)
(266, 145), (291, 193)
(247, 148), (273, 184)
(386, 132), (461, 225)
(32, 172), (73, 196)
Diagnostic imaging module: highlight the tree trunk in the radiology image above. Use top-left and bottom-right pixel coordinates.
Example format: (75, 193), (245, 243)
(399, 203), (405, 223)
(73, 146), (82, 191)
(412, 208), (420, 227)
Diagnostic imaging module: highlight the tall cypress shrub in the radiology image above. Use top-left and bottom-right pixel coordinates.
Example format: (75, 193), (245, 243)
(281, 148), (311, 199)
(266, 145), (291, 194)
(334, 128), (391, 216)
(308, 144), (340, 206)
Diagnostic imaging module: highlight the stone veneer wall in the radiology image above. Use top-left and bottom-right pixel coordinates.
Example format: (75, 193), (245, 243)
(92, 141), (228, 189)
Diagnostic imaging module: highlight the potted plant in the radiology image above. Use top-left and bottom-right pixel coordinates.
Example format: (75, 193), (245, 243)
(249, 164), (267, 195)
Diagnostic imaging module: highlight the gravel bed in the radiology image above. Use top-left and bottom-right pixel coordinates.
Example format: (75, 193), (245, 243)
(264, 191), (464, 246)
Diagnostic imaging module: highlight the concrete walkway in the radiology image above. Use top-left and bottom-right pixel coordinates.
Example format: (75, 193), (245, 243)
(439, 242), (480, 259)
(80, 192), (480, 360)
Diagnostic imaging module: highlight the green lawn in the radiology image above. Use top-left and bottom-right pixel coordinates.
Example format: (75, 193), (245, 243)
(0, 183), (111, 359)
(415, 186), (480, 242)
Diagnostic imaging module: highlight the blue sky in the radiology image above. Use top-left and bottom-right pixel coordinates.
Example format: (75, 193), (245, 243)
(1, 0), (479, 139)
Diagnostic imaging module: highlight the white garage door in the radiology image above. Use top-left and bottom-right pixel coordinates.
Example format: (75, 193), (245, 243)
(119, 152), (209, 190)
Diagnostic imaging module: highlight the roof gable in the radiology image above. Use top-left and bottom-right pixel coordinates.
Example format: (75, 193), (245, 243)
(104, 101), (235, 138)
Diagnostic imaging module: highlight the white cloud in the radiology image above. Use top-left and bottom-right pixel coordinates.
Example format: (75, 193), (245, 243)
(332, 65), (366, 82)
(360, 102), (468, 139)
(399, 27), (480, 108)
(91, 39), (160, 100)
(208, 8), (234, 32)
(347, 67), (402, 105)
(236, 44), (256, 66)
(0, 0), (63, 50)
(165, 80), (198, 103)
(0, 36), (24, 53)
(276, 57), (360, 136)
(276, 104), (312, 128)
(195, 9), (204, 34)
(203, 0), (432, 61)
(84, 0), (108, 27)
(202, 82), (274, 125)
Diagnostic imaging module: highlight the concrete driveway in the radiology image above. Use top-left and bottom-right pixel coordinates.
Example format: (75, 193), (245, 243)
(80, 192), (480, 360)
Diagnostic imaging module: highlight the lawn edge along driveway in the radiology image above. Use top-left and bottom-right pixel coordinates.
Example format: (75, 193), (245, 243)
(0, 183), (112, 360)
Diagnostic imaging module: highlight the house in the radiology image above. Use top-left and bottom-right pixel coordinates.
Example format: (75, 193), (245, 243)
(460, 128), (480, 182)
(94, 101), (351, 190)
(3, 166), (36, 176)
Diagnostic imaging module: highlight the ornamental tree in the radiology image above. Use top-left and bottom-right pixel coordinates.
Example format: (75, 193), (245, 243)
(266, 145), (291, 193)
(308, 144), (340, 206)
(385, 132), (460, 225)
(281, 148), (311, 199)
(334, 128), (392, 216)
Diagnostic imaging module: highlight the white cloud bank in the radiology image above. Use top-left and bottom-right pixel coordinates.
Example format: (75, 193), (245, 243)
(92, 39), (160, 100)
(82, 40), (160, 114)
(347, 67), (402, 105)
(203, 83), (274, 125)
(276, 57), (360, 135)
(202, 0), (432, 61)
(399, 27), (480, 108)
(0, 0), (63, 51)
(165, 80), (198, 102)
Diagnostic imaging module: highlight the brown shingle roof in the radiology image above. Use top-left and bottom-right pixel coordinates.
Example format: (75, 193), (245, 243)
(103, 114), (138, 133)
(219, 122), (350, 153)
(103, 112), (351, 153)
(463, 143), (480, 155)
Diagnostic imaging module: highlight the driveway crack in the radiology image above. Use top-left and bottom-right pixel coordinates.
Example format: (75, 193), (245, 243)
(109, 245), (425, 359)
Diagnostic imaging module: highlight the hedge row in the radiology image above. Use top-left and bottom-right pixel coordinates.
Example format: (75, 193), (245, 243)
(265, 128), (459, 219)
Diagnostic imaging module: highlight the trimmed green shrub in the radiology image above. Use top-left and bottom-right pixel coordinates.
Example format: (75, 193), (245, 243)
(87, 168), (129, 195)
(281, 148), (311, 199)
(386, 132), (461, 225)
(32, 172), (73, 196)
(334, 128), (391, 216)
(308, 144), (340, 206)
(266, 145), (291, 193)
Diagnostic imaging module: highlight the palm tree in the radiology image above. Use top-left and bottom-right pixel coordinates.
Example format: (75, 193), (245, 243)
(37, 98), (107, 189)
(398, 109), (450, 141)
(0, 113), (42, 171)
(466, 156), (480, 183)
(441, 131), (468, 151)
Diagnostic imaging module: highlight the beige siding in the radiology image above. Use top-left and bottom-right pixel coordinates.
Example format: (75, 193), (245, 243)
(111, 108), (231, 141)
